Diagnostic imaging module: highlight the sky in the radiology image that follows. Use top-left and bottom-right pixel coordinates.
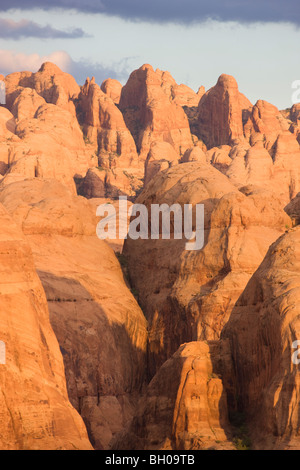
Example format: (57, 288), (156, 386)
(0, 1), (299, 109)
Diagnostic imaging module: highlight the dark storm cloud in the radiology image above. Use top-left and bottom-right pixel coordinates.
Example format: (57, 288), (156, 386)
(0, 0), (299, 25)
(0, 18), (89, 39)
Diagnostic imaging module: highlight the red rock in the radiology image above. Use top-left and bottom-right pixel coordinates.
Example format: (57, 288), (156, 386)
(119, 64), (193, 159)
(0, 203), (92, 450)
(144, 141), (179, 185)
(0, 178), (148, 449)
(5, 62), (80, 116)
(113, 342), (234, 450)
(221, 227), (300, 449)
(197, 74), (252, 149)
(244, 100), (290, 151)
(101, 78), (123, 104)
(123, 163), (290, 375)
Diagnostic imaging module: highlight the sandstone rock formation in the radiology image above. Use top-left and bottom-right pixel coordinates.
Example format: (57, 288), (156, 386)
(119, 64), (193, 159)
(244, 100), (290, 151)
(114, 342), (234, 450)
(197, 74), (252, 149)
(226, 134), (300, 205)
(123, 163), (291, 376)
(0, 203), (92, 450)
(4, 62), (80, 115)
(101, 78), (123, 104)
(0, 178), (148, 450)
(144, 141), (180, 185)
(221, 227), (300, 450)
(2, 62), (300, 451)
(78, 77), (143, 196)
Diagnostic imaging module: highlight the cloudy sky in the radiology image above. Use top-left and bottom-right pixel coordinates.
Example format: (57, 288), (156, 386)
(0, 1), (299, 109)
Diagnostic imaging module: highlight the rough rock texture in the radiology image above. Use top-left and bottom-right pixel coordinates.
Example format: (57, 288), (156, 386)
(123, 163), (291, 376)
(78, 166), (143, 199)
(3, 102), (93, 192)
(180, 146), (207, 164)
(79, 77), (139, 167)
(119, 64), (193, 159)
(0, 178), (148, 450)
(144, 141), (179, 185)
(113, 342), (234, 450)
(78, 77), (143, 196)
(289, 103), (300, 144)
(101, 79), (123, 104)
(197, 74), (252, 149)
(244, 100), (290, 151)
(226, 135), (300, 206)
(221, 227), (300, 450)
(0, 203), (92, 450)
(4, 62), (80, 115)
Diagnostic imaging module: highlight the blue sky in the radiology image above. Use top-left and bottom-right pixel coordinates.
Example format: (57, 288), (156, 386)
(0, 1), (299, 109)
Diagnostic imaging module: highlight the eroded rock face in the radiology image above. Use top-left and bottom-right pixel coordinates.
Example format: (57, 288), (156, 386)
(197, 74), (252, 149)
(0, 203), (92, 450)
(226, 134), (300, 206)
(123, 163), (290, 376)
(144, 141), (180, 186)
(244, 100), (290, 151)
(0, 178), (148, 450)
(113, 342), (234, 450)
(78, 77), (143, 196)
(221, 227), (300, 450)
(5, 62), (80, 116)
(101, 78), (123, 104)
(119, 64), (193, 159)
(289, 103), (300, 144)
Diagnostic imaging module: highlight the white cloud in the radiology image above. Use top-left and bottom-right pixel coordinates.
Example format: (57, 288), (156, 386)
(0, 49), (72, 75)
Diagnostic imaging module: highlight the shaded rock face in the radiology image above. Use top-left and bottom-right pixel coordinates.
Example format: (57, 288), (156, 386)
(221, 227), (300, 450)
(119, 64), (193, 159)
(0, 178), (148, 450)
(289, 104), (300, 144)
(0, 203), (92, 450)
(197, 74), (252, 149)
(123, 163), (291, 377)
(113, 342), (234, 451)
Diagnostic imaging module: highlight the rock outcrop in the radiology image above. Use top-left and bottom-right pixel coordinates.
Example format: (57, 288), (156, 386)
(0, 178), (148, 450)
(0, 203), (92, 450)
(4, 62), (80, 116)
(197, 74), (252, 149)
(119, 64), (193, 159)
(101, 78), (123, 104)
(114, 342), (234, 450)
(123, 163), (290, 376)
(221, 227), (300, 450)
